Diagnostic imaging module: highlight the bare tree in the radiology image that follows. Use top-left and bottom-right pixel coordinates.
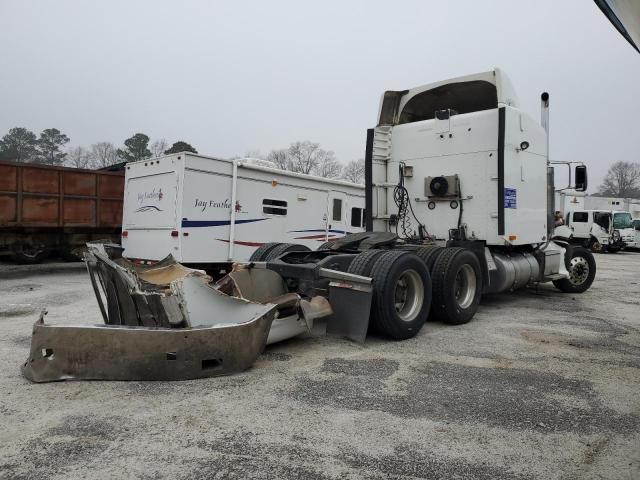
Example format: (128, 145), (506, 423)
(342, 158), (365, 184)
(599, 161), (640, 197)
(288, 141), (329, 174)
(267, 149), (290, 170)
(312, 150), (342, 178)
(90, 142), (118, 168)
(150, 139), (169, 158)
(66, 146), (92, 169)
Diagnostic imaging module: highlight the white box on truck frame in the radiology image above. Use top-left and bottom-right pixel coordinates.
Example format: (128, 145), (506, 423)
(121, 153), (365, 264)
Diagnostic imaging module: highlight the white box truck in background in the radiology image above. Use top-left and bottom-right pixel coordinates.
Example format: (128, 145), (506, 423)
(566, 210), (636, 252)
(120, 154), (365, 268)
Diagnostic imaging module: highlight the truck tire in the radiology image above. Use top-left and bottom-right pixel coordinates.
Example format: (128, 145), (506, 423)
(369, 250), (432, 340)
(589, 238), (603, 253)
(317, 241), (334, 251)
(12, 248), (49, 264)
(431, 247), (482, 325)
(416, 245), (444, 272)
(264, 243), (311, 261)
(552, 246), (596, 294)
(347, 249), (385, 277)
(249, 242), (282, 262)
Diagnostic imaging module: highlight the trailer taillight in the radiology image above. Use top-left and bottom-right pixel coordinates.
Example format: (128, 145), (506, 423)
(171, 230), (179, 237)
(121, 231), (128, 237)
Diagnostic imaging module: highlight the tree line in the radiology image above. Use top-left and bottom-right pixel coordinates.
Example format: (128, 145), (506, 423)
(0, 127), (197, 169)
(0, 126), (365, 183)
(242, 140), (365, 184)
(595, 161), (640, 198)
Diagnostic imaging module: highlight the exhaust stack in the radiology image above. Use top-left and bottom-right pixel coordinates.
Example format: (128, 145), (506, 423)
(541, 92), (550, 162)
(541, 92), (554, 237)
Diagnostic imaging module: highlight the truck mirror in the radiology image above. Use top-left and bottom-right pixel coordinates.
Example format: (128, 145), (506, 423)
(574, 165), (588, 192)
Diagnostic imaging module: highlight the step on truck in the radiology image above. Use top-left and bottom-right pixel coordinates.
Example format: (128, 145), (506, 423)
(22, 69), (597, 383)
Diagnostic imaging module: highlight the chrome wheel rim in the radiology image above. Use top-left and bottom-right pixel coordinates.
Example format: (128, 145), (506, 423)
(394, 269), (424, 322)
(568, 257), (589, 285)
(454, 264), (477, 309)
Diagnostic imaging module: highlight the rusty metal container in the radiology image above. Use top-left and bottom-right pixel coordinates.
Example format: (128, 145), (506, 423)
(0, 161), (124, 261)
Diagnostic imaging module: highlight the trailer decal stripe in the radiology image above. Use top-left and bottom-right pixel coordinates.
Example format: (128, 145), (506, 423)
(293, 234), (339, 240)
(181, 218), (267, 227)
(216, 239), (265, 247)
(288, 229), (353, 234)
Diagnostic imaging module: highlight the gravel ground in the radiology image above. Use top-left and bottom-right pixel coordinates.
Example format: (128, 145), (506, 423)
(0, 253), (639, 479)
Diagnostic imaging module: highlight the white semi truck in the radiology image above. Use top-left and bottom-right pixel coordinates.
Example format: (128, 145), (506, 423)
(23, 69), (598, 382)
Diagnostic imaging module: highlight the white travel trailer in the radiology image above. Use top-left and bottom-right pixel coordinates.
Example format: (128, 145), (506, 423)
(120, 154), (365, 267)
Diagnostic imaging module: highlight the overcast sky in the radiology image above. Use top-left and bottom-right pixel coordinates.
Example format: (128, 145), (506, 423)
(1, 0), (638, 190)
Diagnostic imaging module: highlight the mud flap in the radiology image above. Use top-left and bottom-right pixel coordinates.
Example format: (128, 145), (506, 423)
(326, 280), (373, 343)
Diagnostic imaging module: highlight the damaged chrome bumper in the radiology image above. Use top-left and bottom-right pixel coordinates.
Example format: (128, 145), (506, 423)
(22, 307), (273, 382)
(22, 244), (372, 383)
(22, 244), (277, 382)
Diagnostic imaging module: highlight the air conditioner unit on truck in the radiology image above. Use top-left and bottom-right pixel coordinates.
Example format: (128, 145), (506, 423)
(566, 209), (635, 252)
(22, 69), (597, 383)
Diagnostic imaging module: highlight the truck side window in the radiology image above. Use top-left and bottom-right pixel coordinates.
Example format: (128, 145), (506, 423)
(593, 212), (609, 230)
(263, 199), (287, 216)
(572, 212), (588, 222)
(332, 199), (342, 221)
(351, 207), (363, 227)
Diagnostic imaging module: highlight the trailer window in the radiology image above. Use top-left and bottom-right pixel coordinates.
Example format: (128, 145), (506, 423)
(398, 80), (497, 124)
(351, 207), (363, 227)
(263, 199), (287, 216)
(332, 198), (342, 221)
(572, 212), (588, 222)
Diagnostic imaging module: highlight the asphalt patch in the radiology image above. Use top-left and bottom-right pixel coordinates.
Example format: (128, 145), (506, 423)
(291, 360), (639, 434)
(322, 358), (399, 378)
(3, 415), (125, 480)
(260, 351), (293, 362)
(338, 442), (533, 480)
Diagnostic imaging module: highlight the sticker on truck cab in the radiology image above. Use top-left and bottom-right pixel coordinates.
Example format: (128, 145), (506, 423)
(504, 188), (517, 209)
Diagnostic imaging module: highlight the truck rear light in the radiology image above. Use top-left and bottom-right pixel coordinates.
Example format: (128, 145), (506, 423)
(121, 231), (128, 237)
(508, 235), (517, 241)
(183, 232), (189, 237)
(171, 230), (179, 237)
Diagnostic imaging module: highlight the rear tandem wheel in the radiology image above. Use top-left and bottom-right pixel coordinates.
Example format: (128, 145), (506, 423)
(430, 247), (483, 325)
(368, 250), (432, 340)
(263, 243), (311, 261)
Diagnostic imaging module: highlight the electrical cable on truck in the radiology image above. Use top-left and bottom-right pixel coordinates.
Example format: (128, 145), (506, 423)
(393, 162), (428, 241)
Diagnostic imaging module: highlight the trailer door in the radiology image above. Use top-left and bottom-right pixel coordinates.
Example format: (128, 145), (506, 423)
(122, 171), (179, 261)
(328, 191), (348, 239)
